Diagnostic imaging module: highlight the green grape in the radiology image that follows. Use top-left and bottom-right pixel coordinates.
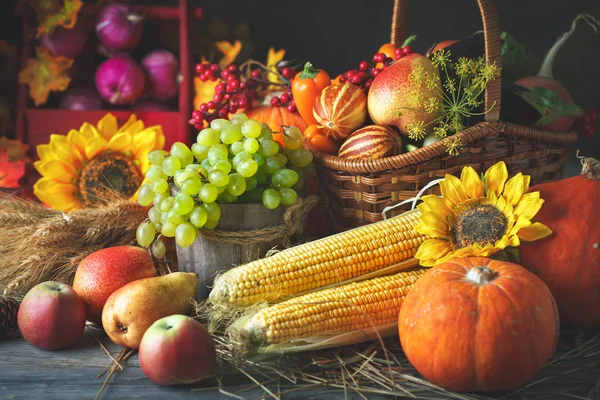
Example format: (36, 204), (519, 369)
(162, 156), (182, 176)
(138, 183), (155, 206)
(217, 191), (238, 203)
(262, 188), (281, 209)
(202, 202), (221, 221)
(208, 144), (229, 165)
(272, 169), (299, 189)
(208, 169), (230, 187)
(153, 222), (163, 234)
(288, 148), (314, 167)
(136, 221), (156, 247)
(167, 209), (187, 224)
(146, 165), (168, 181)
(174, 170), (197, 188)
(232, 151), (252, 169)
(303, 162), (316, 178)
(197, 128), (221, 146)
(181, 178), (202, 196)
(290, 165), (307, 191)
(282, 126), (303, 150)
(153, 192), (170, 208)
(161, 221), (177, 238)
(148, 207), (161, 224)
(185, 163), (203, 173)
(227, 173), (246, 196)
(200, 158), (213, 171)
(191, 143), (210, 160)
(255, 168), (269, 184)
(171, 142), (194, 166)
(203, 219), (219, 230)
(243, 138), (259, 153)
(199, 184), (218, 203)
(189, 206), (208, 228)
(245, 175), (258, 191)
(273, 153), (288, 167)
(279, 188), (298, 205)
(198, 166), (208, 177)
(217, 185), (227, 194)
(252, 152), (265, 166)
(241, 119), (262, 138)
(210, 118), (231, 130)
(220, 124), (243, 144)
(257, 123), (273, 141)
(213, 159), (232, 173)
(152, 239), (167, 259)
(173, 193), (195, 215)
(159, 196), (175, 212)
(264, 156), (281, 174)
(230, 113), (248, 125)
(259, 139), (279, 157)
(237, 159), (258, 178)
(152, 179), (169, 194)
(175, 222), (197, 247)
(229, 141), (245, 155)
(148, 150), (169, 166)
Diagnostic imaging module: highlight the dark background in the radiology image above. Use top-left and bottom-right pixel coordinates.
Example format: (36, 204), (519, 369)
(2, 0), (599, 177)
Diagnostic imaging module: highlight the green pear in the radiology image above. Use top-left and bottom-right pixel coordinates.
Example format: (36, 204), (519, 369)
(102, 272), (198, 349)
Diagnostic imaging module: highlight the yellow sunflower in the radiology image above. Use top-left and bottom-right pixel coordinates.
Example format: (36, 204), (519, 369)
(414, 161), (553, 266)
(33, 113), (165, 212)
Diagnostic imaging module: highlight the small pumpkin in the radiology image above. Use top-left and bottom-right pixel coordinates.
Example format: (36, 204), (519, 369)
(520, 154), (600, 327)
(245, 106), (308, 144)
(313, 82), (367, 141)
(399, 257), (558, 393)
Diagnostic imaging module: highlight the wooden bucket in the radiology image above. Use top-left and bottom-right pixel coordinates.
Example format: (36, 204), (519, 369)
(175, 203), (286, 300)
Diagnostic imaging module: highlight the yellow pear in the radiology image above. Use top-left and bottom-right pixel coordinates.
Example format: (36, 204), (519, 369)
(102, 272), (198, 349)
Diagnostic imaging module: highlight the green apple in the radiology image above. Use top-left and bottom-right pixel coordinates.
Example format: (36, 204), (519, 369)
(17, 281), (86, 350)
(138, 314), (216, 386)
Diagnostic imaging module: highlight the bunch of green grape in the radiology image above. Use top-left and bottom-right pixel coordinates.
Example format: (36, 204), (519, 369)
(135, 113), (314, 255)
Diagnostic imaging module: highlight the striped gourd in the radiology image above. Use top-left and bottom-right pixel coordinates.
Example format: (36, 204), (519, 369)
(229, 268), (427, 355)
(313, 82), (367, 141)
(338, 124), (402, 160)
(208, 209), (426, 308)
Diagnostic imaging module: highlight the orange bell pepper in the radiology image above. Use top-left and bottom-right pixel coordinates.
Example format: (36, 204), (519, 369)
(291, 62), (331, 126)
(304, 124), (340, 155)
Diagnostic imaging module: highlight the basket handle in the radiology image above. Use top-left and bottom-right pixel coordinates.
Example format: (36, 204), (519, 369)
(390, 0), (502, 122)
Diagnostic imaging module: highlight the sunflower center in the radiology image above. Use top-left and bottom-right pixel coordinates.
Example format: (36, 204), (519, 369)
(455, 204), (507, 248)
(78, 153), (143, 206)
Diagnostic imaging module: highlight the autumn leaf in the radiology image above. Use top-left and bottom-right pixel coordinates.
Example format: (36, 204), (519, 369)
(266, 47), (286, 90)
(216, 40), (242, 70)
(0, 150), (25, 189)
(0, 138), (29, 162)
(19, 0), (83, 37)
(18, 46), (73, 106)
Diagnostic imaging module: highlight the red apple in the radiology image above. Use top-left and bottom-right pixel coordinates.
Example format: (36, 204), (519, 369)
(17, 281), (86, 350)
(138, 314), (216, 386)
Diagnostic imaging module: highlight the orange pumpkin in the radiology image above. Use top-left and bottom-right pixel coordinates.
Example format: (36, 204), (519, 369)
(520, 155), (600, 327)
(399, 257), (558, 393)
(313, 83), (367, 141)
(245, 106), (308, 145)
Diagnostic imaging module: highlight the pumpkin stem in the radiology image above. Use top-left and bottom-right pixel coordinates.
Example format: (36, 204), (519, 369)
(576, 150), (600, 180)
(299, 62), (319, 80)
(465, 266), (498, 285)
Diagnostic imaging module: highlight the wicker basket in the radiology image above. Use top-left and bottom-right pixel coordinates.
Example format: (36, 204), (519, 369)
(308, 0), (578, 232)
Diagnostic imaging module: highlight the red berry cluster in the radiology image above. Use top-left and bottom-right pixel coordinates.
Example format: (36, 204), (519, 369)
(577, 108), (598, 138)
(339, 46), (414, 92)
(270, 90), (297, 113)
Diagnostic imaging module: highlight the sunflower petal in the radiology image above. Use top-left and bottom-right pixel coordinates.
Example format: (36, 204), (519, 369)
(460, 166), (484, 198)
(37, 160), (77, 183)
(415, 239), (453, 267)
(107, 132), (133, 152)
(67, 129), (89, 157)
(84, 136), (108, 160)
(415, 210), (449, 238)
(439, 174), (470, 207)
(97, 113), (118, 140)
(49, 134), (82, 167)
(503, 173), (526, 206)
(523, 175), (531, 192)
(79, 122), (99, 138)
(37, 187), (79, 212)
(513, 195), (544, 220)
(132, 129), (158, 157)
(494, 194), (514, 217)
(117, 115), (139, 133)
(37, 144), (54, 162)
(421, 194), (452, 218)
(508, 216), (532, 236)
(505, 234), (520, 247)
(484, 161), (508, 197)
(518, 222), (553, 242)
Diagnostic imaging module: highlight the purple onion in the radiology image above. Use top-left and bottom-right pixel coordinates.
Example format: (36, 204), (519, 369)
(141, 50), (180, 101)
(95, 54), (145, 105)
(40, 18), (88, 58)
(96, 4), (144, 52)
(59, 87), (103, 110)
(133, 101), (171, 112)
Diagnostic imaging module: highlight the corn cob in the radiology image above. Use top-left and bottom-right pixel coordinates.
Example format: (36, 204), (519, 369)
(229, 268), (427, 356)
(209, 209), (425, 307)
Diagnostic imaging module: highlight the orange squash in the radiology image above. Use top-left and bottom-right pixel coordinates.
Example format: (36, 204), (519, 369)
(520, 154), (600, 327)
(338, 124), (402, 160)
(312, 83), (367, 141)
(245, 106), (308, 145)
(399, 257), (558, 393)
